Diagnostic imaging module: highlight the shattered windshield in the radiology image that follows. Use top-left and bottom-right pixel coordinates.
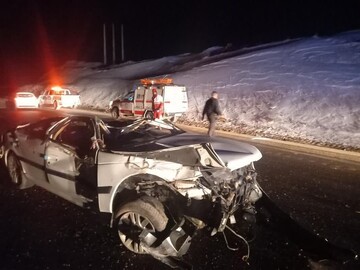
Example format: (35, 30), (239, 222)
(103, 119), (184, 151)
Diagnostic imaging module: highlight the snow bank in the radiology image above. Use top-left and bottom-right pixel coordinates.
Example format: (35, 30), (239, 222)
(20, 31), (360, 150)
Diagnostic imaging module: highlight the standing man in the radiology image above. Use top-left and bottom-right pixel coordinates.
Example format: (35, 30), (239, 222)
(152, 88), (164, 119)
(202, 91), (222, 136)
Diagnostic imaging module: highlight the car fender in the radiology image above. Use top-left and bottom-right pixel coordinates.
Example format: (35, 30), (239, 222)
(109, 172), (185, 227)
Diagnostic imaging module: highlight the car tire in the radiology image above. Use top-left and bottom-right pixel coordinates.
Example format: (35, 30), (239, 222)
(111, 107), (120, 119)
(116, 196), (168, 254)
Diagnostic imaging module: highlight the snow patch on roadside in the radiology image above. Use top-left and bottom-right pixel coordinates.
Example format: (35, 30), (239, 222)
(19, 30), (360, 150)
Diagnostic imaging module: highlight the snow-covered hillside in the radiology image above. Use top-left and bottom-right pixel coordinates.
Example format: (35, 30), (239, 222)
(21, 31), (360, 150)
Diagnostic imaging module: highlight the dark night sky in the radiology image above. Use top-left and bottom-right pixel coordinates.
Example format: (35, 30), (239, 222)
(1, 0), (360, 90)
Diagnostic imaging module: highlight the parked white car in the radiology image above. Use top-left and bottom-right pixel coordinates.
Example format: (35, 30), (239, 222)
(14, 92), (39, 108)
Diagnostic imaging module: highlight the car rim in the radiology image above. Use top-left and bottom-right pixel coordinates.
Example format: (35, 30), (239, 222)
(8, 154), (22, 185)
(118, 211), (156, 254)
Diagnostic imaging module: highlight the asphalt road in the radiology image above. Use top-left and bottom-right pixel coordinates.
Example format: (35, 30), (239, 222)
(0, 108), (359, 270)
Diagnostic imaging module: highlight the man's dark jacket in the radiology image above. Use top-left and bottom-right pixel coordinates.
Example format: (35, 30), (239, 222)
(202, 97), (221, 119)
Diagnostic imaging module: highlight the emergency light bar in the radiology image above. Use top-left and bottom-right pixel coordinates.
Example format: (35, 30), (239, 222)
(51, 86), (63, 91)
(140, 78), (173, 85)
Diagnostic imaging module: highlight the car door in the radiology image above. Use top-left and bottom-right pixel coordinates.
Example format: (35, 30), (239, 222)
(44, 117), (98, 207)
(134, 87), (145, 115)
(120, 91), (135, 115)
(12, 128), (47, 185)
(11, 118), (63, 186)
(41, 90), (51, 106)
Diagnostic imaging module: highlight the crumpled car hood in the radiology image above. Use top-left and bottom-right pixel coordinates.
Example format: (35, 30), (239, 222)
(157, 133), (262, 170)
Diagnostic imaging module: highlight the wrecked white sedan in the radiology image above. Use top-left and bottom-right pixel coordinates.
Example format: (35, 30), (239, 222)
(0, 116), (263, 267)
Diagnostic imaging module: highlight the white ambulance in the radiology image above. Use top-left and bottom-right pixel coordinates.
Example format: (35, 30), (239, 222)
(109, 78), (188, 121)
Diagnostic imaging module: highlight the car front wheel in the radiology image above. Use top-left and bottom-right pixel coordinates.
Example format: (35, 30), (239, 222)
(116, 196), (168, 254)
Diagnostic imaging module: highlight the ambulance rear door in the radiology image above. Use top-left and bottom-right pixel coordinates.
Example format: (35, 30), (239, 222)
(163, 85), (188, 116)
(134, 86), (146, 116)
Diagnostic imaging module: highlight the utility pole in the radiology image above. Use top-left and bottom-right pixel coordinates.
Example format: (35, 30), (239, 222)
(121, 24), (125, 62)
(103, 24), (107, 65)
(112, 23), (116, 64)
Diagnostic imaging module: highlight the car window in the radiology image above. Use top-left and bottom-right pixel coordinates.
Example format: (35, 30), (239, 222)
(54, 120), (94, 155)
(124, 91), (134, 101)
(21, 117), (64, 139)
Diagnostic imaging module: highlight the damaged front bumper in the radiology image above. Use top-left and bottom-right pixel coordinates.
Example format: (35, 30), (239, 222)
(129, 164), (263, 268)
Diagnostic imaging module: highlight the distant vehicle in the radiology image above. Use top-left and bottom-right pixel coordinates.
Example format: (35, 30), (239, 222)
(1, 93), (31, 110)
(38, 86), (81, 109)
(109, 78), (188, 121)
(14, 92), (39, 109)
